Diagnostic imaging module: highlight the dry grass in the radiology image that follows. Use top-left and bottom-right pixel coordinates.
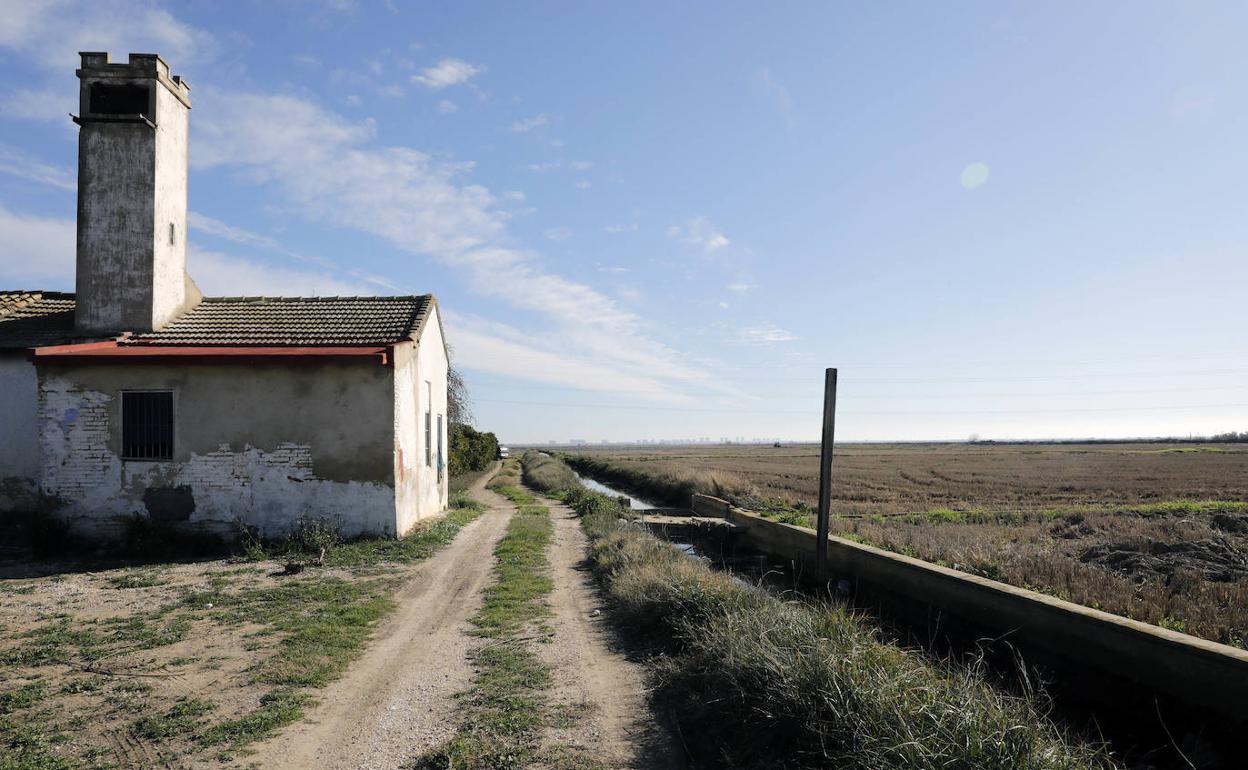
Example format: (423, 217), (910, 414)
(556, 478), (1117, 770)
(566, 442), (1248, 515)
(565, 443), (1248, 649)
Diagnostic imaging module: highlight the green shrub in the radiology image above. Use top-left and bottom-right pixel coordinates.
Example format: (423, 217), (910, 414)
(449, 424), (500, 476)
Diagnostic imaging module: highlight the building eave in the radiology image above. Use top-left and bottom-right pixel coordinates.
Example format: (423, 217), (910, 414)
(30, 341), (393, 366)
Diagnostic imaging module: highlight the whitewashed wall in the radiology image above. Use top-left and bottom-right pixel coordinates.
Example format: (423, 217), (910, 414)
(37, 361), (398, 538)
(394, 308), (449, 534)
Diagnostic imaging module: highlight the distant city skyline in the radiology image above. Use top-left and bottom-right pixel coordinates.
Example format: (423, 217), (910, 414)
(2, 2), (1246, 444)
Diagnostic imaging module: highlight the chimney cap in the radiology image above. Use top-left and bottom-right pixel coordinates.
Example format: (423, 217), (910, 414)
(76, 51), (190, 106)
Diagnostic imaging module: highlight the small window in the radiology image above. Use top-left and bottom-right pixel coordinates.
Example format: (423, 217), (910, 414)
(89, 83), (150, 115)
(169, 222), (176, 246)
(425, 381), (432, 467)
(122, 391), (173, 461)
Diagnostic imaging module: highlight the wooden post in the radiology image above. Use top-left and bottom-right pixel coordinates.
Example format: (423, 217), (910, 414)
(815, 368), (837, 582)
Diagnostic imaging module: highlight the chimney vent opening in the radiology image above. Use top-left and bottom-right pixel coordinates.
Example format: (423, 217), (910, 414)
(89, 83), (150, 115)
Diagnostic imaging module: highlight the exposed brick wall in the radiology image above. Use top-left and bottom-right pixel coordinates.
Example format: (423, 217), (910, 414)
(39, 376), (120, 505)
(35, 373), (395, 538)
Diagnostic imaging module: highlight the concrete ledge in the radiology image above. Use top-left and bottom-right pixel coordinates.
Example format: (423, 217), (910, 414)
(693, 494), (1248, 723)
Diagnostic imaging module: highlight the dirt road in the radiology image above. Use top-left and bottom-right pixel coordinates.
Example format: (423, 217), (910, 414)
(241, 470), (511, 770)
(538, 495), (681, 769)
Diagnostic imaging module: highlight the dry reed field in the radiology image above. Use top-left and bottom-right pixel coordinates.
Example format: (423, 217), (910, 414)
(564, 442), (1248, 648)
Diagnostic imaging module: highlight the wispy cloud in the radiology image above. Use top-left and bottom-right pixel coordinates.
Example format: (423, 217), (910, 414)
(726, 281), (755, 293)
(543, 226), (572, 241)
(0, 0), (216, 74)
(190, 88), (719, 398)
(604, 223), (639, 234)
(527, 160), (562, 173)
(510, 114), (550, 132)
(738, 323), (797, 344)
(0, 145), (75, 190)
(574, 180), (591, 190)
(0, 205), (75, 287)
(190, 246), (374, 296)
(0, 204), (381, 296)
(412, 57), (483, 89)
(436, 99), (459, 114)
(754, 67), (794, 130)
(569, 160), (593, 171)
(667, 216), (730, 253)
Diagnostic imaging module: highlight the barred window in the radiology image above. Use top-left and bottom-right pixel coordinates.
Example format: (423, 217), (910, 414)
(122, 391), (173, 460)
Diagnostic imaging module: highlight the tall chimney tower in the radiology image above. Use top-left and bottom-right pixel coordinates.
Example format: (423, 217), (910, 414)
(73, 52), (200, 334)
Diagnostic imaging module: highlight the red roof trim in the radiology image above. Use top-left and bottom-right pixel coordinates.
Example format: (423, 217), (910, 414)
(31, 342), (392, 366)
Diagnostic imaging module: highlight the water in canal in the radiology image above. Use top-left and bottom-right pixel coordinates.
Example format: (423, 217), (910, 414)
(572, 473), (658, 510)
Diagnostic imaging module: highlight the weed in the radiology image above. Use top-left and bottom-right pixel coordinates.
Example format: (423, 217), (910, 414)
(198, 689), (310, 747)
(0, 682), (46, 714)
(106, 570), (168, 589)
(130, 698), (217, 740)
(0, 715), (72, 770)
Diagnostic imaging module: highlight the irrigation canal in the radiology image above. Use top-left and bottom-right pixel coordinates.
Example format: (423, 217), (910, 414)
(567, 468), (1241, 770)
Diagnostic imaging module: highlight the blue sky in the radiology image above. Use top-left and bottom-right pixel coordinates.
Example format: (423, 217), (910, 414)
(2, 1), (1247, 443)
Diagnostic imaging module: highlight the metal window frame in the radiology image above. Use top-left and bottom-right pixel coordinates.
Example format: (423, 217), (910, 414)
(119, 389), (175, 462)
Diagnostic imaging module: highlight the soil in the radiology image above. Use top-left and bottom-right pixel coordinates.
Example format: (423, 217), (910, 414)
(236, 471), (513, 770)
(538, 496), (681, 769)
(1080, 537), (1248, 583)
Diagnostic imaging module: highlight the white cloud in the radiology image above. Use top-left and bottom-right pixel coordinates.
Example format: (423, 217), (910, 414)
(527, 160), (562, 173)
(448, 314), (696, 402)
(188, 211), (285, 252)
(569, 160), (593, 171)
(502, 190), (526, 202)
(436, 99), (459, 114)
(0, 87), (74, 123)
(604, 223), (639, 234)
(0, 145), (75, 190)
(510, 114), (549, 132)
(543, 226), (572, 241)
(0, 205), (75, 287)
(189, 247), (372, 296)
(597, 266), (630, 273)
(726, 281), (755, 293)
(668, 216), (730, 253)
(190, 89), (719, 399)
(411, 57), (483, 89)
(738, 323), (797, 344)
(0, 0), (215, 74)
(574, 180), (591, 190)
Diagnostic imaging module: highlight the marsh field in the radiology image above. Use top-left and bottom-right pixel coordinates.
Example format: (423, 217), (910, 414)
(562, 442), (1248, 648)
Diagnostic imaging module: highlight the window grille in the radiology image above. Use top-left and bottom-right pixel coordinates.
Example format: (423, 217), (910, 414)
(122, 391), (173, 460)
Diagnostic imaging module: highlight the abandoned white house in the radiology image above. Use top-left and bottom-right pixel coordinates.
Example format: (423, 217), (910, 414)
(0, 53), (450, 538)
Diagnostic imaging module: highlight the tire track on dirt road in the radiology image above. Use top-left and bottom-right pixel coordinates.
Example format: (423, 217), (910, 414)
(239, 470), (511, 770)
(536, 492), (683, 769)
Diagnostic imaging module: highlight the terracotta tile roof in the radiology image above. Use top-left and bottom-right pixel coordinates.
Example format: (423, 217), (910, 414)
(125, 295), (435, 346)
(0, 293), (437, 349)
(0, 291), (81, 349)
